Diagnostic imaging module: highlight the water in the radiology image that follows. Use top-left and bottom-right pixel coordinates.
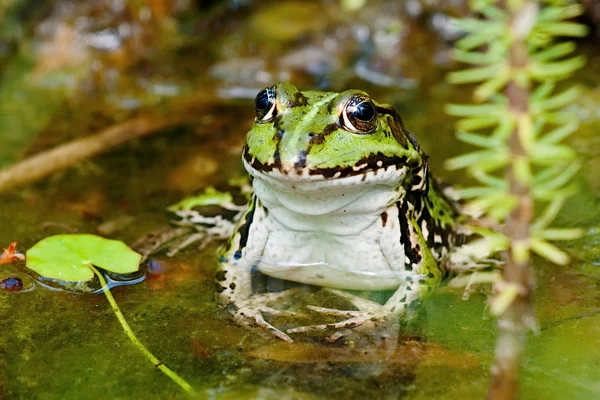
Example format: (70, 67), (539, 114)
(0, 2), (599, 398)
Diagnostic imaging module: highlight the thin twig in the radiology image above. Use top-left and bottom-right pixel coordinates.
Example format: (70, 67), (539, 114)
(0, 91), (218, 193)
(0, 116), (171, 192)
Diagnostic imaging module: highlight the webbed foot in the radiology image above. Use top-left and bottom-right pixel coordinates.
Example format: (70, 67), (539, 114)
(228, 289), (302, 343)
(287, 308), (393, 342)
(232, 302), (295, 342)
(287, 289), (395, 342)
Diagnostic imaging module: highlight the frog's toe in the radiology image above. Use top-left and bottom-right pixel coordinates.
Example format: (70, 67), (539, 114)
(257, 305), (297, 317)
(322, 289), (382, 312)
(233, 307), (294, 343)
(287, 311), (389, 336)
(305, 305), (361, 318)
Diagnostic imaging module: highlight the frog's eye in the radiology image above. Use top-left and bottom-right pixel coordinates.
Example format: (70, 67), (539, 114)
(254, 87), (277, 122)
(342, 95), (378, 133)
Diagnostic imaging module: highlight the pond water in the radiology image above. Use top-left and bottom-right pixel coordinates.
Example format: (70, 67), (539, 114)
(0, 2), (599, 399)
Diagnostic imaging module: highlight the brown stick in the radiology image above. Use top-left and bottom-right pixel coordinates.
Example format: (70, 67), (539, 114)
(0, 89), (220, 193)
(0, 116), (173, 192)
(487, 2), (536, 399)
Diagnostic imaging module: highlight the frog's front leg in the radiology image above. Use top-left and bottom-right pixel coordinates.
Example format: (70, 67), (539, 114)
(216, 197), (295, 342)
(290, 203), (442, 340)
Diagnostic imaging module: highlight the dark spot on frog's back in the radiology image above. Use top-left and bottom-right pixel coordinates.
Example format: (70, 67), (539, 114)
(308, 123), (339, 145)
(292, 92), (309, 107)
(397, 201), (422, 268)
(236, 199), (257, 254)
(411, 174), (422, 187)
(215, 282), (226, 293)
(381, 212), (388, 227)
(216, 270), (227, 282)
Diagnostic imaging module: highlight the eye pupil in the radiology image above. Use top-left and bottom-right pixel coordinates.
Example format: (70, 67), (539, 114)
(354, 102), (375, 121)
(342, 95), (378, 133)
(255, 89), (270, 111)
(254, 87), (276, 121)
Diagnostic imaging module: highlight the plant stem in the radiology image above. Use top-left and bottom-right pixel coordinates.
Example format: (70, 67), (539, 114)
(487, 2), (536, 399)
(89, 265), (196, 396)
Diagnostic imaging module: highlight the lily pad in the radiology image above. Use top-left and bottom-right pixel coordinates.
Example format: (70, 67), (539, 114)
(26, 234), (142, 282)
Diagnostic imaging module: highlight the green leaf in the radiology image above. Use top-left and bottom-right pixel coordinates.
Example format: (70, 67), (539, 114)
(532, 86), (580, 112)
(534, 228), (584, 241)
(465, 193), (517, 220)
(474, 72), (511, 101)
(532, 42), (576, 63)
(530, 237), (571, 265)
(534, 162), (580, 191)
(531, 80), (556, 102)
(452, 49), (503, 65)
(543, 111), (577, 125)
(448, 64), (505, 84)
(491, 118), (516, 140)
(534, 163), (576, 186)
(531, 143), (577, 165)
(531, 195), (566, 231)
(530, 55), (586, 80)
(453, 18), (503, 33)
(445, 103), (505, 117)
(445, 149), (508, 171)
(456, 186), (504, 199)
(471, 169), (507, 187)
(536, 21), (589, 38)
(533, 183), (580, 201)
(456, 29), (503, 51)
(539, 4), (585, 21)
(456, 131), (500, 148)
(26, 234), (142, 282)
(539, 121), (579, 144)
(477, 4), (508, 21)
(513, 157), (532, 186)
(456, 116), (500, 131)
(490, 283), (521, 316)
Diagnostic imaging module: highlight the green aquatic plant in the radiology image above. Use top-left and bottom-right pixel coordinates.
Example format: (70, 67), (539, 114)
(445, 0), (587, 398)
(25, 234), (195, 396)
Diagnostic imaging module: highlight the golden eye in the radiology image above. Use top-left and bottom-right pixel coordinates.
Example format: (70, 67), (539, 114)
(341, 95), (378, 134)
(254, 86), (277, 122)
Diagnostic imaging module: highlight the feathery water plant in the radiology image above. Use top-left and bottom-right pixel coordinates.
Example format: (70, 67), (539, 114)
(445, 0), (587, 398)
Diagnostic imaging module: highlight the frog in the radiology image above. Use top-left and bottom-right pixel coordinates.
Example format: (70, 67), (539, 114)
(170, 82), (463, 342)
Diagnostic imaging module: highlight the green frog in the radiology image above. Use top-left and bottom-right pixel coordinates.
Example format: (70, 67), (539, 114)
(170, 82), (463, 342)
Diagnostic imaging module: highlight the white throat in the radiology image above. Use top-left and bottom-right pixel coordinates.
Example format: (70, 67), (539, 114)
(248, 164), (407, 236)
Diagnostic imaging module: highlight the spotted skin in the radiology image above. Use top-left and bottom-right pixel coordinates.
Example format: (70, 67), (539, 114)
(191, 82), (463, 341)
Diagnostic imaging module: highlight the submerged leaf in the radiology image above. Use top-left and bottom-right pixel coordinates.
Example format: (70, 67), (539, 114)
(26, 234), (141, 282)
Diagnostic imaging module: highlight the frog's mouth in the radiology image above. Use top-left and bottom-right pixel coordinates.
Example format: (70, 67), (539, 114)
(242, 147), (410, 188)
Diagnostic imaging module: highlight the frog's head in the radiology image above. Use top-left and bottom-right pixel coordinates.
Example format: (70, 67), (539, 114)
(243, 82), (424, 189)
